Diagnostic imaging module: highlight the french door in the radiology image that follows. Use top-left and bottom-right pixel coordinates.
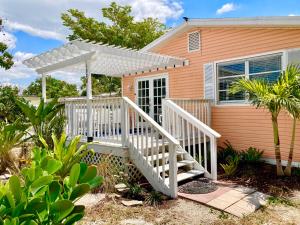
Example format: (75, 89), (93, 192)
(136, 75), (168, 123)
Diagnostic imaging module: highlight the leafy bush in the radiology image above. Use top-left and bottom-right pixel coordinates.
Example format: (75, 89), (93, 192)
(240, 147), (264, 164)
(15, 98), (65, 148)
(0, 147), (102, 224)
(40, 133), (93, 179)
(0, 120), (28, 173)
(220, 155), (240, 176)
(217, 140), (239, 164)
(145, 190), (163, 207)
(127, 183), (143, 199)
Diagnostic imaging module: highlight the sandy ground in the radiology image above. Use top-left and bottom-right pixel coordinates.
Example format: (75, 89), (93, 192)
(78, 193), (300, 225)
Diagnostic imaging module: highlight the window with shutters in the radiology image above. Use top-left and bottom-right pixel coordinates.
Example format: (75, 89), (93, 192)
(188, 31), (200, 52)
(217, 53), (282, 104)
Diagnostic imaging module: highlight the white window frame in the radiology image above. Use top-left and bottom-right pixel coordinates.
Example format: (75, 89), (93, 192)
(214, 50), (285, 105)
(187, 31), (201, 53)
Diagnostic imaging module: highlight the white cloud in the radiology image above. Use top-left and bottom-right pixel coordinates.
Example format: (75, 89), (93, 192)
(0, 32), (17, 49)
(288, 14), (298, 16)
(6, 21), (65, 41)
(216, 3), (237, 15)
(0, 0), (183, 41)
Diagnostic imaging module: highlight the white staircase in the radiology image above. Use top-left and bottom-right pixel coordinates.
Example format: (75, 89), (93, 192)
(122, 97), (220, 198)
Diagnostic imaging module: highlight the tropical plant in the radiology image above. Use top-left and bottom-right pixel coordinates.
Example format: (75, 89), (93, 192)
(279, 65), (300, 176)
(145, 190), (164, 207)
(0, 42), (13, 70)
(220, 155), (240, 176)
(15, 98), (65, 148)
(23, 76), (79, 98)
(0, 147), (102, 224)
(0, 120), (28, 173)
(40, 133), (94, 179)
(217, 140), (239, 164)
(231, 73), (300, 176)
(0, 85), (27, 123)
(127, 183), (143, 200)
(240, 147), (264, 164)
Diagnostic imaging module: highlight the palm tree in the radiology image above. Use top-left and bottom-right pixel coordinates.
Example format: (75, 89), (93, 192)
(15, 98), (65, 148)
(0, 120), (28, 173)
(280, 65), (300, 176)
(231, 75), (297, 176)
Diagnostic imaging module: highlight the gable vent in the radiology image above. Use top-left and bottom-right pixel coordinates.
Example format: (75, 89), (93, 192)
(188, 31), (200, 52)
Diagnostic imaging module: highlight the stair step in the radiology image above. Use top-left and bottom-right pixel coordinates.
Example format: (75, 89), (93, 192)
(144, 150), (186, 161)
(165, 169), (204, 186)
(156, 160), (194, 173)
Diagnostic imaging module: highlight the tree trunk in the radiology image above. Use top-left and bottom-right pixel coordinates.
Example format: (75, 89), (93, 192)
(284, 117), (297, 176)
(272, 115), (284, 176)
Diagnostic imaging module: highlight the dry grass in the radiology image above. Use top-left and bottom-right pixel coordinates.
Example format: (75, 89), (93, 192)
(78, 196), (300, 225)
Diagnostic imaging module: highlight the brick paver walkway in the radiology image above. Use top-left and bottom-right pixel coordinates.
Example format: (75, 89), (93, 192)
(178, 181), (269, 217)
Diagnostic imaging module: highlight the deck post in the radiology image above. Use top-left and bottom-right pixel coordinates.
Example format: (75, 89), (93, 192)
(41, 73), (46, 102)
(121, 99), (128, 147)
(86, 60), (93, 142)
(168, 143), (178, 198)
(210, 137), (218, 180)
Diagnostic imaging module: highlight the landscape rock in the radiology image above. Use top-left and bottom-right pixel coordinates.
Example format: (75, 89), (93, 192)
(121, 200), (143, 207)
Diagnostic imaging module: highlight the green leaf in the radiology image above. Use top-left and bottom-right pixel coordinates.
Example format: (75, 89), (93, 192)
(51, 200), (74, 222)
(69, 184), (90, 201)
(63, 213), (84, 225)
(69, 163), (80, 187)
(88, 176), (103, 189)
(26, 198), (47, 214)
(41, 158), (63, 175)
(9, 176), (21, 203)
(30, 175), (53, 195)
(48, 181), (61, 202)
(79, 165), (97, 184)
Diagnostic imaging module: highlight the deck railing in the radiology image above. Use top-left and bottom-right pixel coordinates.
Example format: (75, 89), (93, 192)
(169, 98), (211, 126)
(162, 99), (220, 180)
(63, 97), (123, 143)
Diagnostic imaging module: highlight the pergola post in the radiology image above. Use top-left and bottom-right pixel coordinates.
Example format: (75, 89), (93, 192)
(86, 60), (93, 142)
(41, 73), (47, 102)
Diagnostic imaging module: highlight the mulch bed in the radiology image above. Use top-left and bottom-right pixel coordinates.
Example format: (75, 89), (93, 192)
(219, 162), (300, 197)
(178, 178), (218, 194)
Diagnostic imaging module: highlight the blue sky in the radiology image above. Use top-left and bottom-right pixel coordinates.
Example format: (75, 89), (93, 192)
(0, 0), (300, 89)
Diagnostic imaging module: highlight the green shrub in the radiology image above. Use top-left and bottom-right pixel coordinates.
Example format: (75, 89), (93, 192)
(0, 147), (103, 224)
(217, 140), (239, 164)
(145, 190), (163, 207)
(220, 155), (240, 176)
(127, 183), (143, 199)
(0, 120), (29, 173)
(240, 147), (263, 164)
(40, 132), (93, 179)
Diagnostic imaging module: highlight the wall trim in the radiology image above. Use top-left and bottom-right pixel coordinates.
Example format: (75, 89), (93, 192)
(261, 157), (300, 168)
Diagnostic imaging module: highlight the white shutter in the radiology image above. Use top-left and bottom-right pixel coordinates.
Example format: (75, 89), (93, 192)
(287, 49), (300, 65)
(203, 63), (215, 101)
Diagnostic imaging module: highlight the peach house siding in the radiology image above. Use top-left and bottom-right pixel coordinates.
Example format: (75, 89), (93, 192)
(122, 27), (300, 163)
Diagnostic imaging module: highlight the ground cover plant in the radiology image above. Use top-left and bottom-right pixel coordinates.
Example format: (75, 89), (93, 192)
(0, 138), (102, 224)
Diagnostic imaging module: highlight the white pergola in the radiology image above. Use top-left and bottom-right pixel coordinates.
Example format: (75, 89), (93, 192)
(23, 39), (188, 141)
(23, 39), (188, 101)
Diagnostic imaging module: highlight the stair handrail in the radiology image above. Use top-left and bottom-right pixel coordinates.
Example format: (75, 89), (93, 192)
(122, 97), (180, 146)
(163, 99), (221, 139)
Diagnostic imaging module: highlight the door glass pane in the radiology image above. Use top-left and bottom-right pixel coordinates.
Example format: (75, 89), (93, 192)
(153, 77), (167, 124)
(137, 80), (150, 114)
